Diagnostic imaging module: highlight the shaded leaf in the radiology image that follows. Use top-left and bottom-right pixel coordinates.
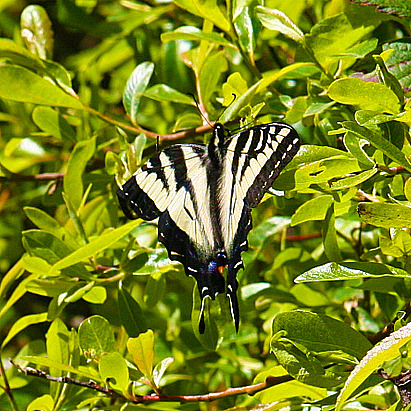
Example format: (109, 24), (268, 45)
(118, 284), (147, 337)
(32, 106), (76, 142)
(63, 136), (96, 210)
(123, 62), (154, 125)
(99, 352), (129, 394)
(21, 5), (54, 60)
(256, 6), (303, 42)
(340, 121), (411, 172)
(0, 65), (83, 108)
(296, 261), (411, 282)
(336, 322), (411, 410)
(161, 26), (234, 47)
(2, 312), (48, 348)
(50, 219), (141, 272)
(173, 0), (230, 33)
(358, 202), (411, 228)
(127, 330), (155, 383)
(78, 315), (117, 359)
(144, 84), (194, 105)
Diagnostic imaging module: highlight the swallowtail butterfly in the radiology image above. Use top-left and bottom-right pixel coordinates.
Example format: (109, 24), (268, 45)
(117, 121), (300, 333)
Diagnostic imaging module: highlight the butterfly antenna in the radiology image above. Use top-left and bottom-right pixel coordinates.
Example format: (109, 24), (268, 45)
(216, 93), (237, 124)
(188, 93), (212, 127)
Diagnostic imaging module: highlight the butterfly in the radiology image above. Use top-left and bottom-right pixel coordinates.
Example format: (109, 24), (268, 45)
(117, 121), (300, 333)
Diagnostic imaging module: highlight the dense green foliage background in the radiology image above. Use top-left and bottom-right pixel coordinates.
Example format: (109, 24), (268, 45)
(1, 0), (411, 409)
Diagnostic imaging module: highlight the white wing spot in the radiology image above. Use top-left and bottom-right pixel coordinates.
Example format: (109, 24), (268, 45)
(234, 261), (243, 269)
(278, 127), (291, 137)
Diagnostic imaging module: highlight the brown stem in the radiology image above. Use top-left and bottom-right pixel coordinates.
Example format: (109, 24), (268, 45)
(86, 106), (214, 143)
(15, 361), (293, 404)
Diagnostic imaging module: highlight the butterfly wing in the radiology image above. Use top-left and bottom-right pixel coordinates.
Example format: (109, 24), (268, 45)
(219, 123), (300, 330)
(117, 144), (225, 332)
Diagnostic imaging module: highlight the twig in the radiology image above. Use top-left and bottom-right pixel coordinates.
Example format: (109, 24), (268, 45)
(1, 354), (19, 411)
(86, 106), (214, 142)
(14, 361), (293, 404)
(0, 172), (65, 182)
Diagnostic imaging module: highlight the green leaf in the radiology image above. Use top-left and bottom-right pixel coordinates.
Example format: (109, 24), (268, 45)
(323, 204), (342, 261)
(336, 322), (411, 410)
(353, 0), (411, 18)
(2, 312), (48, 348)
(21, 5), (54, 60)
(296, 261), (411, 282)
(22, 230), (89, 278)
(152, 357), (174, 388)
(234, 5), (259, 61)
(144, 84), (194, 105)
(272, 311), (372, 359)
(358, 202), (411, 228)
(329, 168), (377, 190)
(384, 39), (411, 90)
(199, 51), (228, 113)
(144, 271), (166, 309)
(173, 0), (230, 33)
(99, 352), (129, 394)
(292, 154), (362, 192)
(161, 26), (234, 47)
(123, 62), (154, 125)
(218, 80), (262, 123)
(0, 65), (83, 108)
(64, 136), (96, 210)
(0, 272), (41, 322)
(343, 132), (375, 167)
(32, 106), (76, 142)
(254, 366), (327, 403)
(27, 395), (54, 411)
(82, 286), (107, 304)
(118, 284), (147, 337)
(303, 13), (376, 66)
(256, 6), (303, 42)
(24, 207), (79, 250)
(127, 330), (155, 384)
(258, 63), (319, 93)
(78, 315), (117, 359)
(50, 219), (141, 272)
(291, 195), (333, 226)
(328, 78), (400, 114)
(46, 319), (69, 398)
(0, 38), (45, 72)
(340, 121), (411, 172)
(0, 259), (25, 300)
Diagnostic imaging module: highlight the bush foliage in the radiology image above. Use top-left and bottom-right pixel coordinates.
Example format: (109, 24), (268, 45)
(1, 0), (411, 410)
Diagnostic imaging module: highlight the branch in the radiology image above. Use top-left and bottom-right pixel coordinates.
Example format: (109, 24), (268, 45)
(14, 362), (293, 404)
(87, 105), (214, 143)
(0, 172), (65, 182)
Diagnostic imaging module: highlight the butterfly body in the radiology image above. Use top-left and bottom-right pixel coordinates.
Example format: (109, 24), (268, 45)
(117, 122), (300, 333)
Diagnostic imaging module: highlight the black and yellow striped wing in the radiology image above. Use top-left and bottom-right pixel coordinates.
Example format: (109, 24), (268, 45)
(117, 122), (300, 333)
